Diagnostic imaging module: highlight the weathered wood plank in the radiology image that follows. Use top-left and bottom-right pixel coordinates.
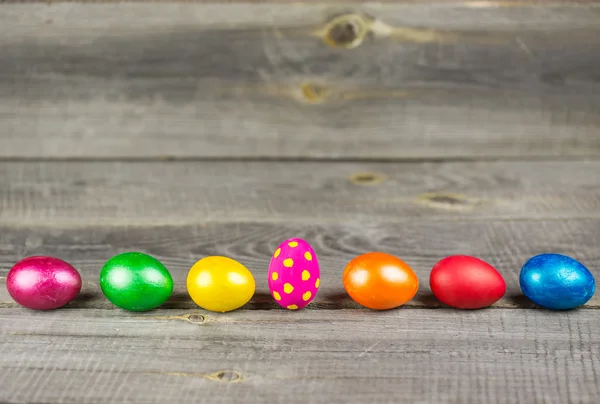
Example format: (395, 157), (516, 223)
(1, 160), (600, 227)
(1, 3), (600, 158)
(0, 218), (599, 308)
(1, 308), (599, 403)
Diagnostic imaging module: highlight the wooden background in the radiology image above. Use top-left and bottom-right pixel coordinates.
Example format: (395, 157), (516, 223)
(1, 1), (600, 403)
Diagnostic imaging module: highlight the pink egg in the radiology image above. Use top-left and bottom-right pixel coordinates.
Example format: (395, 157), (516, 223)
(268, 238), (320, 310)
(6, 256), (82, 310)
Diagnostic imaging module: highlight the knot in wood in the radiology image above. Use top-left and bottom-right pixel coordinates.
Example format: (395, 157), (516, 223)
(428, 195), (466, 206)
(417, 192), (482, 211)
(350, 172), (386, 185)
(324, 14), (369, 49)
(300, 82), (328, 104)
(208, 370), (242, 382)
(186, 314), (205, 324)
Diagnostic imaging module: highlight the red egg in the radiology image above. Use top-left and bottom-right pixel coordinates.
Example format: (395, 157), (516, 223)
(6, 256), (82, 310)
(429, 255), (506, 309)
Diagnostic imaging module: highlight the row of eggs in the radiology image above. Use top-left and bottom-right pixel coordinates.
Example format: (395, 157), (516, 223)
(5, 238), (596, 312)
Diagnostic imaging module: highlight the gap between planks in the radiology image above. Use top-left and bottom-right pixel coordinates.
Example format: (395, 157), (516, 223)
(0, 155), (599, 163)
(1, 0), (599, 4)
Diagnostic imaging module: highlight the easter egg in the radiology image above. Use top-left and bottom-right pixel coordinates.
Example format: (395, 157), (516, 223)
(429, 255), (506, 309)
(6, 256), (82, 310)
(187, 256), (255, 312)
(268, 238), (320, 310)
(343, 252), (418, 310)
(100, 252), (173, 312)
(520, 253), (595, 310)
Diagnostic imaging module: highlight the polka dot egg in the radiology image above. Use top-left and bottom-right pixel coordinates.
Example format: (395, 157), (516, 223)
(268, 238), (320, 310)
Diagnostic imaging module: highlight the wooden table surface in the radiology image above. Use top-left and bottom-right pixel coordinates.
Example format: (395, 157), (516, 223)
(1, 1), (600, 403)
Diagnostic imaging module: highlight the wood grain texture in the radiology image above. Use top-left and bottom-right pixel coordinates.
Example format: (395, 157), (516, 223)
(1, 160), (600, 227)
(0, 218), (599, 309)
(1, 308), (599, 404)
(1, 3), (600, 159)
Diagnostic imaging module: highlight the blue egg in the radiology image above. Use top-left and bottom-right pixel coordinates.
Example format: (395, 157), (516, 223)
(520, 253), (595, 310)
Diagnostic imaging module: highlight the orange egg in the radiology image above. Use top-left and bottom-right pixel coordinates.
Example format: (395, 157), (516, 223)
(343, 252), (419, 310)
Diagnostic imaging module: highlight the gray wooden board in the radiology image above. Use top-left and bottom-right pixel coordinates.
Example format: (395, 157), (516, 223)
(1, 3), (600, 159)
(0, 218), (599, 309)
(1, 160), (600, 227)
(1, 160), (600, 308)
(0, 308), (599, 404)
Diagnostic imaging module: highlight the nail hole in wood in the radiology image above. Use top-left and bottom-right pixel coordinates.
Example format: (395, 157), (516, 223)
(324, 14), (368, 49)
(350, 172), (385, 185)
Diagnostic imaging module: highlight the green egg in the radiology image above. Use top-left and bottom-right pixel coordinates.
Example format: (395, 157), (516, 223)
(100, 252), (173, 312)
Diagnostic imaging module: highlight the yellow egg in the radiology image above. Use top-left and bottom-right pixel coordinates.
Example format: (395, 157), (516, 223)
(186, 256), (255, 312)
